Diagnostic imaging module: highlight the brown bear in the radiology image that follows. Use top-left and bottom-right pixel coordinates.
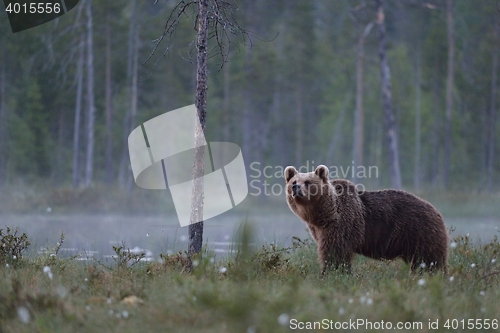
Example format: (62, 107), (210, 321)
(285, 165), (448, 274)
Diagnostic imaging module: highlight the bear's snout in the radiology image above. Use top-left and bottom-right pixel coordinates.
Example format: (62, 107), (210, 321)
(292, 184), (305, 197)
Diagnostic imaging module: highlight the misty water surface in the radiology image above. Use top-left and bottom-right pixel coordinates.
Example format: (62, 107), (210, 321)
(2, 210), (498, 263)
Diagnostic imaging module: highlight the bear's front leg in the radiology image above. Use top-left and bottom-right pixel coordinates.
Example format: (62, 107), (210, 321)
(318, 237), (353, 275)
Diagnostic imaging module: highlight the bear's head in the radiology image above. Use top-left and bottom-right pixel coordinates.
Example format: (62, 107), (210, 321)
(284, 165), (330, 205)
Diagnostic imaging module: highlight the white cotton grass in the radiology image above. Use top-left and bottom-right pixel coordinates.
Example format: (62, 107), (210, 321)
(57, 285), (68, 299)
(43, 266), (53, 280)
(471, 263), (476, 268)
(418, 279), (426, 286)
(247, 326), (257, 333)
(338, 307), (345, 315)
(479, 291), (485, 296)
(278, 313), (290, 326)
(450, 241), (458, 249)
(17, 307), (30, 324)
(218, 266), (227, 273)
(449, 276), (455, 282)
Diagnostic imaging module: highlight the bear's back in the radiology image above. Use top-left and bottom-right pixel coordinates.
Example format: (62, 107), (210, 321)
(357, 189), (447, 263)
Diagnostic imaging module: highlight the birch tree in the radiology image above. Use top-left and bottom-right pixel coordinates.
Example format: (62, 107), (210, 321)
(118, 0), (139, 190)
(72, 35), (85, 188)
(487, 21), (499, 192)
(84, 0), (95, 188)
(105, 16), (114, 184)
(353, 22), (373, 183)
(375, 0), (402, 189)
(443, 0), (454, 189)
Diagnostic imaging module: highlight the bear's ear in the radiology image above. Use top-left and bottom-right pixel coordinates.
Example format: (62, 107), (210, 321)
(314, 165), (329, 183)
(284, 166), (297, 183)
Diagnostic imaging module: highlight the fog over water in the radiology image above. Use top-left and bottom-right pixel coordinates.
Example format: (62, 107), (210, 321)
(2, 204), (498, 263)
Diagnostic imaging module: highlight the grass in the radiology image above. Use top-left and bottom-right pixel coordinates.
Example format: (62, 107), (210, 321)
(1, 226), (500, 333)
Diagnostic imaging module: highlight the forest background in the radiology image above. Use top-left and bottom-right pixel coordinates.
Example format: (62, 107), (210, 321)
(0, 0), (499, 213)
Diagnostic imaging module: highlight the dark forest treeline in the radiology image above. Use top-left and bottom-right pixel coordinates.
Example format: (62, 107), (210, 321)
(0, 0), (498, 193)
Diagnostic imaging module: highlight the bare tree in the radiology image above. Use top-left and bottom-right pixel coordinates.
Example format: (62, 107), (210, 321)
(84, 0), (95, 188)
(374, 0), (402, 189)
(222, 54), (231, 143)
(487, 21), (499, 192)
(148, 0), (249, 255)
(242, 0), (255, 171)
(353, 22), (373, 183)
(443, 0), (454, 188)
(188, 0), (209, 255)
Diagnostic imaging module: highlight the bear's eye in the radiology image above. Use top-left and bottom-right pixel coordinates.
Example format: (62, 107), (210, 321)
(304, 181), (311, 187)
(292, 181), (296, 185)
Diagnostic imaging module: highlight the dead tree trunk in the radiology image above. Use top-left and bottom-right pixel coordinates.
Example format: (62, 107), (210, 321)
(375, 0), (402, 189)
(147, 0), (249, 256)
(105, 19), (114, 184)
(188, 0), (209, 255)
(84, 0), (95, 188)
(222, 56), (230, 143)
(354, 22), (373, 183)
(443, 0), (454, 188)
(242, 0), (255, 171)
(487, 21), (499, 193)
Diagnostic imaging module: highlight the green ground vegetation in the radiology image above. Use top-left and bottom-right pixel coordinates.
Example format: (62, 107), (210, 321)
(0, 227), (499, 332)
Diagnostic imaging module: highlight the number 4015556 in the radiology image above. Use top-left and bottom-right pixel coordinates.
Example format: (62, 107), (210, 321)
(444, 318), (498, 330)
(5, 2), (61, 14)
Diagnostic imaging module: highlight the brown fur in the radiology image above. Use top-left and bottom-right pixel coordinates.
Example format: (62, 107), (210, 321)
(285, 165), (448, 274)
